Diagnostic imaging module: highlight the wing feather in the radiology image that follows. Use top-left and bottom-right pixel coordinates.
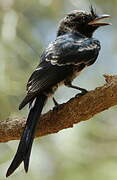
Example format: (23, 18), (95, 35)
(19, 62), (73, 109)
(41, 32), (100, 66)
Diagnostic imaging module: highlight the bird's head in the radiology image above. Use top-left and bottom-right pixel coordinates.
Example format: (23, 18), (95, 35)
(57, 6), (111, 37)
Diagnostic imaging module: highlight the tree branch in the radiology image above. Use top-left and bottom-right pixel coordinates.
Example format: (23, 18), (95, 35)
(0, 74), (117, 143)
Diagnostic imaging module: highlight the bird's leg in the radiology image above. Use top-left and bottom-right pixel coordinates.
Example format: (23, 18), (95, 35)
(65, 82), (88, 97)
(53, 97), (59, 106)
(53, 97), (59, 110)
(69, 84), (88, 95)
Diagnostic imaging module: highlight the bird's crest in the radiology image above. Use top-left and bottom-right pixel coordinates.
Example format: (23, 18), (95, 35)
(89, 5), (96, 17)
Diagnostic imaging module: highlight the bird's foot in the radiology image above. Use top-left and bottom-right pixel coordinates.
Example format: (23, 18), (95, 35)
(53, 97), (59, 111)
(75, 89), (88, 98)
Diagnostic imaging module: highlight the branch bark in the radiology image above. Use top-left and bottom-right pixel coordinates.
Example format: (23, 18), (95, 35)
(0, 74), (117, 143)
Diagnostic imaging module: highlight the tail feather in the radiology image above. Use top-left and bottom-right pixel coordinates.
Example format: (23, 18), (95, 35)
(24, 140), (33, 172)
(6, 94), (47, 177)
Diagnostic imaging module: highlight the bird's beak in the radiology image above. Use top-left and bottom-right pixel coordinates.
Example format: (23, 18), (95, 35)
(88, 14), (112, 26)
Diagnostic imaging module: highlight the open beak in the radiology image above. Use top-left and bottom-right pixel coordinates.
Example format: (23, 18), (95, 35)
(88, 14), (112, 26)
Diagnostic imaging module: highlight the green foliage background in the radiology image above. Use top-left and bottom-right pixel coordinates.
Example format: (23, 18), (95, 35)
(0, 0), (117, 179)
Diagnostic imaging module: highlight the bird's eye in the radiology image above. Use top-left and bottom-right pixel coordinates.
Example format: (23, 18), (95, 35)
(68, 14), (76, 19)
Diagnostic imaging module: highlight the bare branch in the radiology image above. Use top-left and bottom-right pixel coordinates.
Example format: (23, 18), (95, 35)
(0, 74), (117, 143)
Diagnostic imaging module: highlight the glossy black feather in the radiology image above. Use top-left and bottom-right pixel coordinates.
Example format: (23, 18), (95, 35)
(41, 32), (100, 66)
(19, 62), (73, 109)
(6, 95), (47, 177)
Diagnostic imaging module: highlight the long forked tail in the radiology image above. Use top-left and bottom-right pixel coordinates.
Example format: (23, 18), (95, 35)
(6, 94), (47, 177)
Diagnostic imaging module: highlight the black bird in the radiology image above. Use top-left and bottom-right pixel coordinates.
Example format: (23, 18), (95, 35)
(6, 7), (111, 177)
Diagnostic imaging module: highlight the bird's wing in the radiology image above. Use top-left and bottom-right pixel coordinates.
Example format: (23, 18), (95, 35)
(27, 62), (73, 93)
(19, 62), (73, 109)
(41, 33), (101, 66)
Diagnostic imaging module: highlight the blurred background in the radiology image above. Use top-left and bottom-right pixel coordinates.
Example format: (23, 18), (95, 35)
(0, 0), (117, 179)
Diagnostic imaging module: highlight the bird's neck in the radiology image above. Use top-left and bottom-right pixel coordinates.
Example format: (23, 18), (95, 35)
(57, 26), (93, 38)
(57, 26), (72, 36)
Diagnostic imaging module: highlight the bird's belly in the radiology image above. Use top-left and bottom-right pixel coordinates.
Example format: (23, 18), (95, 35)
(64, 63), (86, 85)
(44, 63), (86, 96)
(45, 80), (65, 97)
